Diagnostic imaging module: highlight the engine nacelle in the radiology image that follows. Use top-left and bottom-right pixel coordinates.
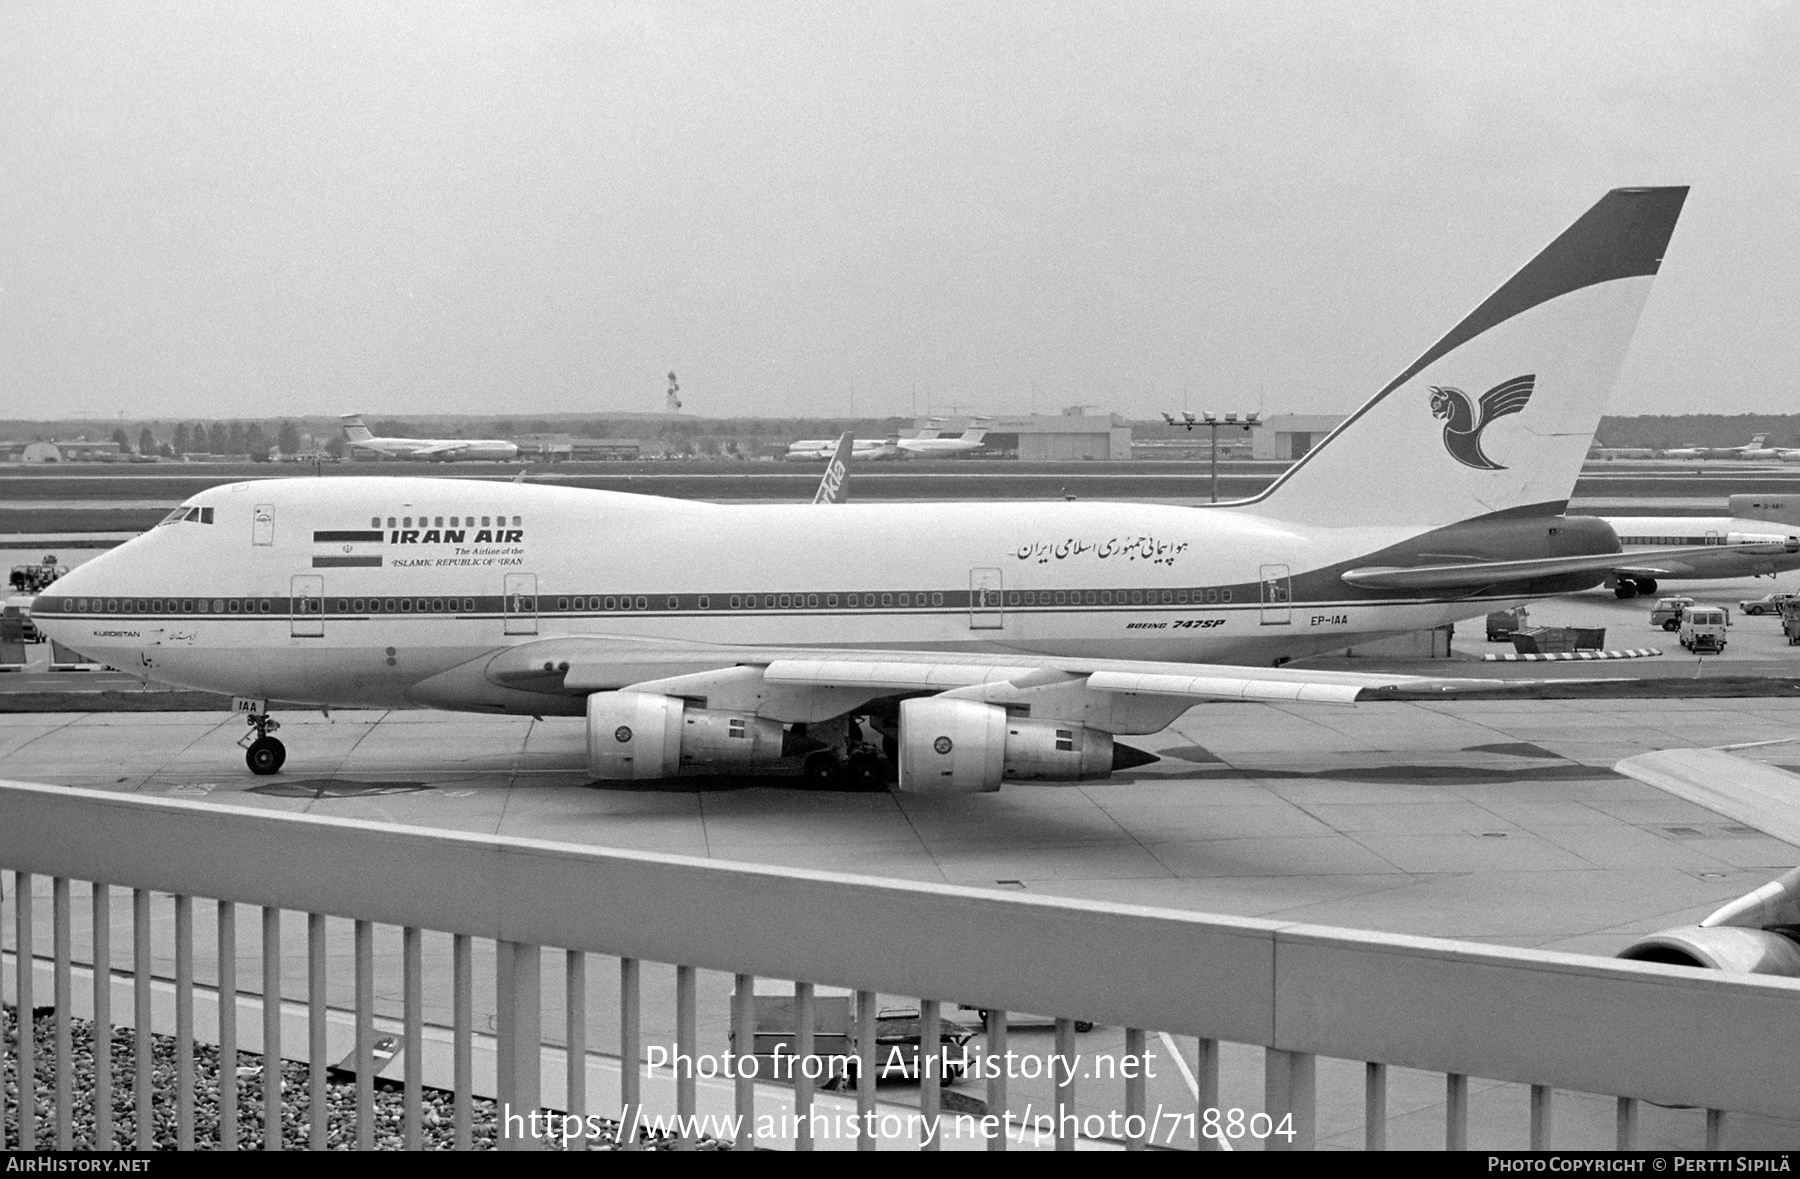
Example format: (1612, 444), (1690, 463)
(897, 698), (1116, 794)
(586, 691), (784, 780)
(1617, 926), (1800, 976)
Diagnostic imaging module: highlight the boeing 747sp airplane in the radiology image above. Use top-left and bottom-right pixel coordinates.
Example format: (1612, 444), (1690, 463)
(42, 188), (1727, 789)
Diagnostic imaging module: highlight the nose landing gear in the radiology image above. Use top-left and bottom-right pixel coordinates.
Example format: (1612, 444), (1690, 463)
(239, 710), (286, 775)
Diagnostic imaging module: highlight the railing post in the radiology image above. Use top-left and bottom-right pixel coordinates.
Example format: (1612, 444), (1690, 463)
(452, 932), (472, 1150)
(496, 939), (542, 1150)
(795, 981), (816, 1151)
(217, 900), (236, 1151)
(92, 883), (112, 1151)
(984, 1008), (1007, 1152)
(1530, 1084), (1553, 1151)
(561, 948), (583, 1152)
(732, 972), (755, 1151)
(857, 989), (879, 1151)
(133, 887), (151, 1150)
(175, 892), (193, 1150)
(261, 905), (281, 1151)
(675, 963), (697, 1150)
(1365, 1062), (1387, 1151)
(1197, 1037), (1221, 1151)
(1053, 1015), (1075, 1152)
(1124, 1027), (1147, 1150)
(620, 956), (642, 1150)
(53, 876), (72, 1150)
(923, 1000), (944, 1151)
(1264, 1048), (1316, 1151)
(406, 927), (425, 1150)
(1706, 1108), (1726, 1150)
(1446, 1072), (1469, 1151)
(15, 871), (35, 1151)
(308, 911), (327, 1149)
(354, 918), (375, 1150)
(1616, 1096), (1638, 1151)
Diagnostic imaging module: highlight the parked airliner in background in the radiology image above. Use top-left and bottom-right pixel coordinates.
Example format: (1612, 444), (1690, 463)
(44, 188), (1736, 790)
(895, 423), (991, 457)
(340, 415), (520, 462)
(1597, 513), (1800, 597)
(1660, 434), (1780, 461)
(785, 436), (899, 462)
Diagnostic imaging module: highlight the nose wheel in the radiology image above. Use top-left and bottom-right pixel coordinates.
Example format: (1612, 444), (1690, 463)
(239, 710), (286, 775)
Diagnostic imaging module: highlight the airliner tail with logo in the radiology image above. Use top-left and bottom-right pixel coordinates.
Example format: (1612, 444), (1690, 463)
(42, 188), (1729, 788)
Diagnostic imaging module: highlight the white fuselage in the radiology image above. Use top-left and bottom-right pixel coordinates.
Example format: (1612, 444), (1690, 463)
(350, 438), (521, 461)
(33, 477), (1541, 712)
(1605, 516), (1800, 579)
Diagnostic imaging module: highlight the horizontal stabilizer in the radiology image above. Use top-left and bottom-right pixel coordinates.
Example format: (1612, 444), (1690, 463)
(1343, 541), (1792, 591)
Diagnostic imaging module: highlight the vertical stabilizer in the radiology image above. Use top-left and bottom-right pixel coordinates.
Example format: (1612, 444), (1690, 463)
(339, 415), (374, 443)
(813, 433), (853, 504)
(1243, 187), (1687, 529)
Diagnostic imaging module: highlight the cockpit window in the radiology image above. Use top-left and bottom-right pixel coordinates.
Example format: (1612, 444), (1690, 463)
(158, 505), (215, 526)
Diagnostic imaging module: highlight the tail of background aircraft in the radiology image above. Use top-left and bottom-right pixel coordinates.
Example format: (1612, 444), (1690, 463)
(813, 433), (853, 504)
(1750, 433), (1770, 448)
(1243, 187), (1687, 529)
(340, 415), (374, 444)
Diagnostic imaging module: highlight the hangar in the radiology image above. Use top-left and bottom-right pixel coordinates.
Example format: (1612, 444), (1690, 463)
(917, 409), (1132, 460)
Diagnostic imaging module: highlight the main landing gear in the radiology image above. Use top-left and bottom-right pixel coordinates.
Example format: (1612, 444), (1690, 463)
(239, 709), (286, 775)
(1614, 576), (1658, 599)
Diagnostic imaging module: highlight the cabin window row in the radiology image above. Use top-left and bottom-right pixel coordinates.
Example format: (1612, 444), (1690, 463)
(374, 515), (522, 529)
(71, 597), (273, 614)
(333, 597), (479, 614)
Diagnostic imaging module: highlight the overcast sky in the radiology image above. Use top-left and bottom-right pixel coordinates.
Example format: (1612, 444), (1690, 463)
(3, 1), (1796, 422)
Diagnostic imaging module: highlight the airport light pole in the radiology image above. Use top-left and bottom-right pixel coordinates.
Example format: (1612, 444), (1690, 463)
(1163, 411), (1261, 502)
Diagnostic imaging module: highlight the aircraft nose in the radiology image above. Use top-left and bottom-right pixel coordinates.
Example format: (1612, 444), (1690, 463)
(28, 551), (120, 637)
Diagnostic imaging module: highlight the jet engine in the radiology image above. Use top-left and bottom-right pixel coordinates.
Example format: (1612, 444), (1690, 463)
(1616, 866), (1800, 977)
(1616, 927), (1800, 975)
(586, 691), (786, 780)
(895, 697), (1151, 794)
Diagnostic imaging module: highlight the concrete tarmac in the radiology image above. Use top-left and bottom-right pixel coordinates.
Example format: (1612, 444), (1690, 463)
(6, 695), (1800, 1148)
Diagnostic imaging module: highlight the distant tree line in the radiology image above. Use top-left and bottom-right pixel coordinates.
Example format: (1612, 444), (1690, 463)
(100, 420), (333, 459)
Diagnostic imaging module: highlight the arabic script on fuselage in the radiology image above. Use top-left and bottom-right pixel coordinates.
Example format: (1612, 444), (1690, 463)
(1013, 536), (1189, 567)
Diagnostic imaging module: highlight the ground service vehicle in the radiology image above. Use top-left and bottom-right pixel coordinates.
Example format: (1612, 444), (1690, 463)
(1679, 606), (1729, 654)
(1738, 591), (1800, 616)
(1650, 596), (1697, 631)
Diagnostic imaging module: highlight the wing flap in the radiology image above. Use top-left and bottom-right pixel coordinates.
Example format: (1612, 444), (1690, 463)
(1084, 670), (1363, 705)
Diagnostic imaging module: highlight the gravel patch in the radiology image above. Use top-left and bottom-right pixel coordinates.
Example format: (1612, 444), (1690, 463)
(5, 1005), (726, 1150)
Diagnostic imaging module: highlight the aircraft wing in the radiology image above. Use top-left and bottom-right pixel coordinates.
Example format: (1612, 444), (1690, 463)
(408, 441), (470, 457)
(1613, 749), (1800, 933)
(1614, 749), (1800, 852)
(1342, 541), (1799, 590)
(476, 634), (1573, 733)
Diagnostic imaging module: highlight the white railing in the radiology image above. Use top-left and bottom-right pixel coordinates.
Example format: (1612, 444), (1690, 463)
(3, 778), (1798, 1150)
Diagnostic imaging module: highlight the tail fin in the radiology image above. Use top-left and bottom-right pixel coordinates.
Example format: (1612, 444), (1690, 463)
(960, 429), (988, 443)
(812, 433), (852, 504)
(340, 414), (374, 443)
(1751, 433), (1770, 448)
(1243, 187), (1687, 528)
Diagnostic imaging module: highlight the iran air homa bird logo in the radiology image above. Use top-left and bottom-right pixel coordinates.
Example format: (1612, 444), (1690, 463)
(1427, 374), (1535, 470)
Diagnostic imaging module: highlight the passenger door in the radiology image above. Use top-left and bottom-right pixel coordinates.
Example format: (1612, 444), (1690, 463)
(290, 574), (324, 638)
(969, 568), (1004, 630)
(504, 572), (538, 635)
(1259, 564), (1292, 625)
(252, 504), (275, 546)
